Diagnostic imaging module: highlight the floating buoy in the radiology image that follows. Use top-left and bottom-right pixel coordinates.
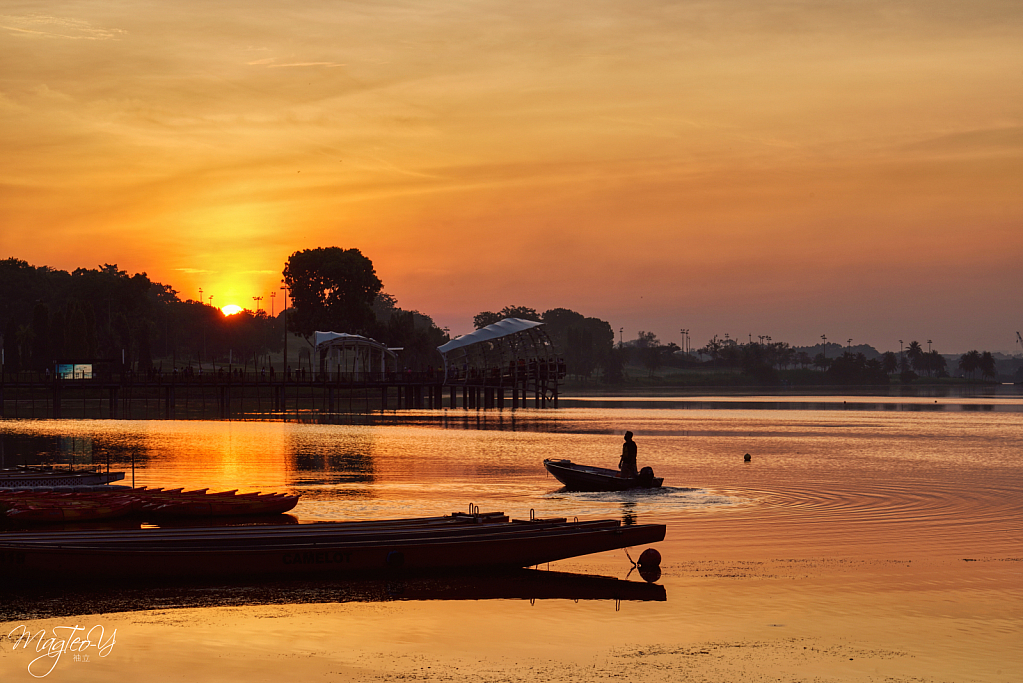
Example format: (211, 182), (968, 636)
(744, 453), (752, 462)
(638, 547), (661, 569)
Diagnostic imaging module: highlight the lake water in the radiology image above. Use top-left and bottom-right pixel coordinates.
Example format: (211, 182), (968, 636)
(1, 390), (1020, 682)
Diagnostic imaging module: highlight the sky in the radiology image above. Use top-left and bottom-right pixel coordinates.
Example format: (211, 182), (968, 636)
(1, 1), (1021, 354)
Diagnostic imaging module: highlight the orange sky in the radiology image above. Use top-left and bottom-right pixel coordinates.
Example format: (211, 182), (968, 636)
(1, 1), (1021, 352)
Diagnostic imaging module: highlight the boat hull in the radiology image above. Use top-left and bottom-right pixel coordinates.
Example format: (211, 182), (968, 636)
(0, 514), (665, 580)
(544, 459), (664, 492)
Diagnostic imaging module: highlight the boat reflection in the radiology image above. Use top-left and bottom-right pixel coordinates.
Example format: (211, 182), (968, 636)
(0, 569), (666, 621)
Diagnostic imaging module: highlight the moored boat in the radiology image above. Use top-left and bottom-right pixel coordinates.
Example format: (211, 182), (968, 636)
(0, 512), (665, 580)
(1, 487), (300, 524)
(543, 459), (663, 492)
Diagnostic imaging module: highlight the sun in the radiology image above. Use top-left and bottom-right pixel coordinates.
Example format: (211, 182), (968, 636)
(221, 304), (243, 316)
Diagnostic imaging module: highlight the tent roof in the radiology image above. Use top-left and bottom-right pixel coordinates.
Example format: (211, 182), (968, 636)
(437, 318), (543, 355)
(314, 331), (395, 353)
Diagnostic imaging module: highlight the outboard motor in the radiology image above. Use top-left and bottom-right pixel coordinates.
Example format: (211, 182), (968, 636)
(638, 466), (655, 487)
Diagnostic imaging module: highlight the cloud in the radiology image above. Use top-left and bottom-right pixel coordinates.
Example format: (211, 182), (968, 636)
(0, 15), (125, 40)
(246, 58), (346, 68)
(174, 268), (215, 274)
(904, 127), (1023, 155)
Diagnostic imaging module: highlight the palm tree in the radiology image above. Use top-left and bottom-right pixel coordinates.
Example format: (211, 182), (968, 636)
(927, 351), (947, 377)
(958, 350), (981, 379)
(907, 341), (924, 374)
(881, 351), (899, 375)
(979, 352), (997, 381)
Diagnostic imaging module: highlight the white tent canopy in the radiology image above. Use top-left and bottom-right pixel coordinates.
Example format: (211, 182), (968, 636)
(314, 331), (398, 380)
(437, 318), (543, 355)
(437, 318), (559, 386)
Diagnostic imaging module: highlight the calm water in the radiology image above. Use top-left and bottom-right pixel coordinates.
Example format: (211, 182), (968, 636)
(1, 393), (1021, 682)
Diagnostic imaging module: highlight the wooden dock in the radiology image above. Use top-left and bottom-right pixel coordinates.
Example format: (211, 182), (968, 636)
(0, 371), (560, 420)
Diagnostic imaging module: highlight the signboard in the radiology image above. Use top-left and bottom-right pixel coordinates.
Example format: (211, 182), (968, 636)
(56, 363), (93, 380)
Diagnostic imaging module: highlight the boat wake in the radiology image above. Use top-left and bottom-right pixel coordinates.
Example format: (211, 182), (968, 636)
(540, 486), (746, 521)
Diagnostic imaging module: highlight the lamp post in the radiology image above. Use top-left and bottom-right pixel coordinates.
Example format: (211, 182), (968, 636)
(270, 291), (276, 318)
(198, 287), (203, 304)
(821, 335), (827, 361)
(619, 327), (623, 349)
(899, 339), (904, 372)
(280, 281), (289, 376)
(253, 296), (262, 312)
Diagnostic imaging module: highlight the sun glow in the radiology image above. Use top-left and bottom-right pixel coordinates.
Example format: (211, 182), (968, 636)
(221, 304), (243, 316)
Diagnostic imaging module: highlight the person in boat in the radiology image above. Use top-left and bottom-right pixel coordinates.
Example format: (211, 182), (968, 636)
(619, 431), (638, 478)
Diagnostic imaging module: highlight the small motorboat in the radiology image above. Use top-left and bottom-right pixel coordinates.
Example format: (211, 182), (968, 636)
(543, 459), (663, 492)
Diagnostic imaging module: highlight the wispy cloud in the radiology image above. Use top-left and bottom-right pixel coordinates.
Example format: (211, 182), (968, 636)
(0, 15), (125, 40)
(246, 58), (345, 68)
(174, 268), (215, 274)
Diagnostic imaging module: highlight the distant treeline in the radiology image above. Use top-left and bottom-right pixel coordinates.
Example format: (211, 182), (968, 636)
(613, 332), (1011, 385)
(0, 254), (448, 374)
(0, 259), (277, 373)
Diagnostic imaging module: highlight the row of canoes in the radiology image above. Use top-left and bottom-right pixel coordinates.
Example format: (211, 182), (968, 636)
(0, 487), (300, 523)
(0, 511), (666, 580)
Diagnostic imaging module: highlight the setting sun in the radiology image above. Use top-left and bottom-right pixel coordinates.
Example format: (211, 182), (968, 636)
(221, 304), (243, 316)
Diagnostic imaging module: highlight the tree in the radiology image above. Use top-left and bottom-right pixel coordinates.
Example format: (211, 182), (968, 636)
(540, 308), (613, 379)
(699, 336), (723, 366)
(881, 351), (899, 375)
(283, 247), (383, 339)
(958, 350), (981, 379)
(634, 331), (659, 348)
(906, 341), (924, 374)
(30, 302), (51, 370)
(978, 351), (996, 380)
(64, 301), (90, 358)
(926, 350), (947, 378)
(473, 306), (541, 329)
(827, 352), (889, 385)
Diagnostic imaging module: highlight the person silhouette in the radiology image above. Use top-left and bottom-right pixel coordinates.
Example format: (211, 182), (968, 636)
(619, 431), (638, 478)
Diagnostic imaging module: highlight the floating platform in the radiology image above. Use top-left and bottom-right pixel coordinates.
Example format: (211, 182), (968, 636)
(0, 512), (665, 580)
(0, 467), (125, 489)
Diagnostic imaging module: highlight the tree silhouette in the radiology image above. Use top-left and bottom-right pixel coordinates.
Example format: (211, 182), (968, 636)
(881, 351), (899, 375)
(925, 350), (947, 378)
(958, 350), (981, 379)
(473, 306), (540, 329)
(283, 247), (382, 339)
(979, 351), (996, 380)
(906, 341), (924, 373)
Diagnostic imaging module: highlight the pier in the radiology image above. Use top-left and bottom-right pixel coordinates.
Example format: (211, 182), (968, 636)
(0, 366), (562, 420)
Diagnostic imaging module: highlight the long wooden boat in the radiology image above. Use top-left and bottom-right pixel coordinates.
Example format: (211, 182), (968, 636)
(130, 488), (301, 518)
(0, 512), (665, 580)
(0, 487), (300, 523)
(543, 459), (663, 492)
